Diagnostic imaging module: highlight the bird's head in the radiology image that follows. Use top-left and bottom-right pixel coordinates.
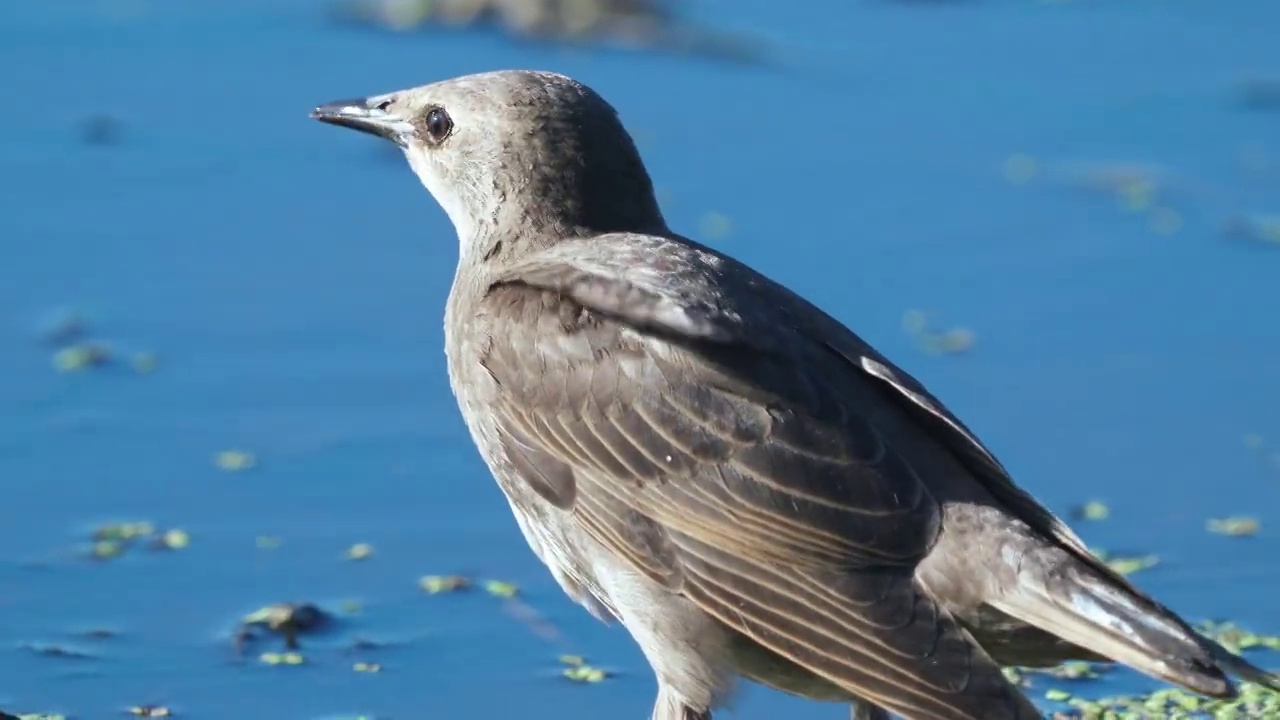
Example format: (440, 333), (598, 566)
(311, 70), (666, 258)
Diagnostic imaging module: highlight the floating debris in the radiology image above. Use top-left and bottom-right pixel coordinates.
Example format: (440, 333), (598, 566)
(1001, 666), (1027, 687)
(93, 521), (155, 542)
(559, 654), (610, 683)
(483, 579), (520, 598)
(1043, 687), (1071, 702)
(1234, 76), (1280, 113)
(89, 521), (150, 560)
(1050, 681), (1280, 717)
(81, 114), (123, 146)
(242, 602), (329, 635)
(214, 450), (256, 472)
(1069, 500), (1110, 522)
(1242, 433), (1280, 476)
(1015, 630), (1280, 717)
(92, 539), (127, 560)
(1197, 620), (1280, 654)
(1223, 213), (1280, 246)
(332, 0), (767, 65)
(85, 521), (190, 559)
(419, 574), (471, 594)
(19, 641), (94, 660)
(1054, 161), (1174, 205)
(34, 307), (158, 376)
(131, 352), (158, 375)
(1207, 515), (1260, 537)
(1024, 661), (1104, 681)
(238, 602), (331, 651)
(259, 651), (306, 666)
(1007, 157), (1215, 239)
(344, 543), (375, 561)
(52, 342), (112, 372)
(35, 308), (88, 345)
(152, 528), (191, 551)
(1028, 159), (1205, 215)
(901, 309), (975, 356)
(353, 661), (382, 673)
(127, 706), (172, 718)
(349, 637), (383, 653)
(1089, 548), (1159, 576)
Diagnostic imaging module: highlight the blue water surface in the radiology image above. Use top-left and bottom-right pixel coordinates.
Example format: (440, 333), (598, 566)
(2, 0), (1278, 717)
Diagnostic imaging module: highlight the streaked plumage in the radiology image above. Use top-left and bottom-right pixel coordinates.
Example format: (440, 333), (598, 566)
(312, 69), (1280, 720)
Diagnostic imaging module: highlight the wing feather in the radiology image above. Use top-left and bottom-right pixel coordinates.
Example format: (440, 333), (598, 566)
(475, 269), (1040, 719)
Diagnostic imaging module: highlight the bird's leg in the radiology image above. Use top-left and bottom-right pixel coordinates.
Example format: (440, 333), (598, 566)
(652, 685), (711, 720)
(851, 701), (892, 720)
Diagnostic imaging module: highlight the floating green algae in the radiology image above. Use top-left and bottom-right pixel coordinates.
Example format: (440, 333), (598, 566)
(559, 654), (610, 683)
(1207, 516), (1261, 537)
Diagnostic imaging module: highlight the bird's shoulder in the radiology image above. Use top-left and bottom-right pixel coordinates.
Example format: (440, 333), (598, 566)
(481, 231), (784, 349)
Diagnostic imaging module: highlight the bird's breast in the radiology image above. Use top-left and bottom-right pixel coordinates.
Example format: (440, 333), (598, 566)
(439, 333), (617, 622)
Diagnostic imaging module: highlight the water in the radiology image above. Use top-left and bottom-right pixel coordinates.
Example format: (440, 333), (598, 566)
(2, 0), (1278, 717)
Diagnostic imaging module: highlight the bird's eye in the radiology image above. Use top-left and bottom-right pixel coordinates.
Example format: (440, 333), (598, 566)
(423, 107), (453, 145)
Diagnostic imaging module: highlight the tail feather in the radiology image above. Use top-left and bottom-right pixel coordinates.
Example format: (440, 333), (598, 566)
(1208, 642), (1280, 693)
(989, 552), (1271, 698)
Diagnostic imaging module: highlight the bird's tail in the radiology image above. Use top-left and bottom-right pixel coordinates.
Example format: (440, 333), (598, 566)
(988, 549), (1280, 697)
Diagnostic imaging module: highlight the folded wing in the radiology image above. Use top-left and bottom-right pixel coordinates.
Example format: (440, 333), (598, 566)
(476, 244), (1041, 719)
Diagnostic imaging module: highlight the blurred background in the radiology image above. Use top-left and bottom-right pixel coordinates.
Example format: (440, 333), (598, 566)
(2, 0), (1279, 718)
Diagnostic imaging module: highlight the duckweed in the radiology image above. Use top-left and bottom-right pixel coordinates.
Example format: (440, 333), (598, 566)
(53, 342), (112, 372)
(1090, 548), (1160, 576)
(483, 579), (520, 598)
(239, 602), (330, 651)
(1071, 500), (1111, 522)
(559, 654), (610, 683)
(344, 543), (375, 561)
(901, 309), (976, 356)
(1207, 516), (1260, 537)
(259, 651), (306, 665)
(214, 450), (256, 471)
(420, 574), (471, 593)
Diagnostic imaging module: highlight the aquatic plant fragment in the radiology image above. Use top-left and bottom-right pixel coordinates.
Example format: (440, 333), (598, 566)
(1206, 516), (1260, 537)
(238, 602), (331, 651)
(53, 342), (112, 372)
(559, 654), (610, 683)
(419, 574), (471, 593)
(214, 449), (257, 471)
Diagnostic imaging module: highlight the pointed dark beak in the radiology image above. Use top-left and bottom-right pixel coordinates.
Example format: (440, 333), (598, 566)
(310, 97), (413, 147)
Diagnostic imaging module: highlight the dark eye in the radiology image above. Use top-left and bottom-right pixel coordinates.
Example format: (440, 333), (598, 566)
(424, 107), (453, 145)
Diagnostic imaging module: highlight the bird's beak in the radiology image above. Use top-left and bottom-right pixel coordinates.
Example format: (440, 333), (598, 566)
(310, 96), (414, 148)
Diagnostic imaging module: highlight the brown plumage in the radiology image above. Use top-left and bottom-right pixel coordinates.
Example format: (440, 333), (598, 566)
(312, 69), (1280, 720)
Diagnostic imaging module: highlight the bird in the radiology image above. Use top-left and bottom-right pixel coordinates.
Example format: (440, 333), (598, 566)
(310, 69), (1280, 720)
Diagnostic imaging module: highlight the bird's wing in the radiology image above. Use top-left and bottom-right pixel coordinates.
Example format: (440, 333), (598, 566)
(475, 244), (1041, 720)
(493, 235), (1108, 576)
